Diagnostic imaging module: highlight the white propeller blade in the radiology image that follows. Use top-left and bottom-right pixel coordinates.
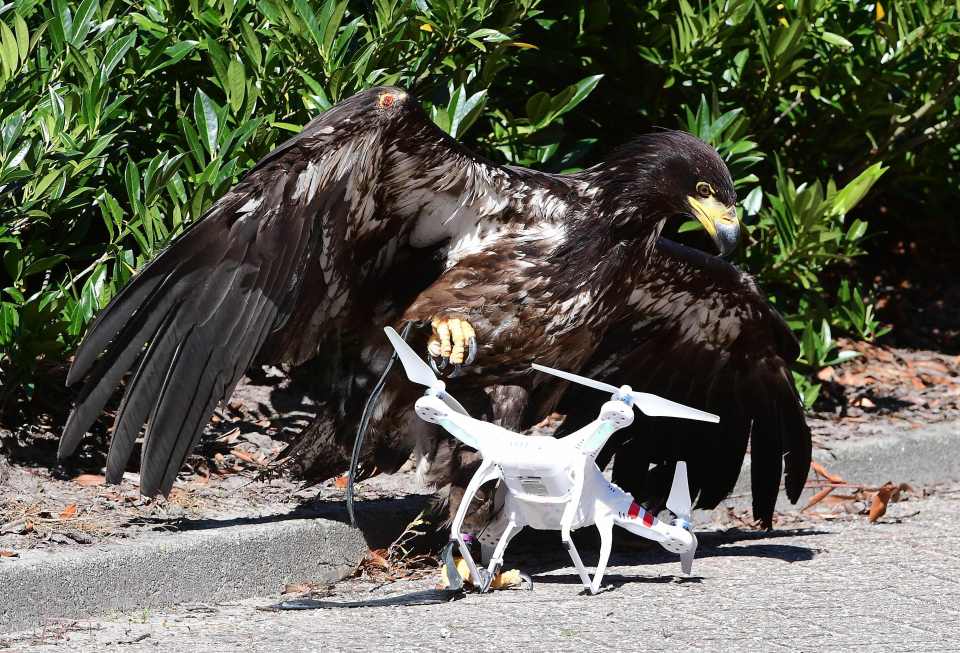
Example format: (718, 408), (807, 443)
(631, 392), (719, 423)
(666, 461), (698, 576)
(385, 326), (439, 388)
(531, 363), (619, 394)
(666, 461), (692, 519)
(532, 364), (719, 423)
(383, 327), (469, 415)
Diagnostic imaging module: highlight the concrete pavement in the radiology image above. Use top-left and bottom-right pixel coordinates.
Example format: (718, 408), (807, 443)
(2, 419), (958, 649)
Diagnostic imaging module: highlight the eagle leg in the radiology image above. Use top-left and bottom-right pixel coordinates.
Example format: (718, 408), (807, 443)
(428, 316), (477, 374)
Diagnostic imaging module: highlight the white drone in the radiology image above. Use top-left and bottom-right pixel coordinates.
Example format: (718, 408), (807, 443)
(383, 326), (720, 595)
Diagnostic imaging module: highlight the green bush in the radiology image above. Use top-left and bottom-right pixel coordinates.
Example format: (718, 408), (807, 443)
(2, 0), (958, 414)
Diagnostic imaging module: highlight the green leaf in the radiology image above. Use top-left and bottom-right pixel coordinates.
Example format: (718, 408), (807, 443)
(2, 246), (23, 281)
(13, 13), (28, 63)
(68, 0), (99, 45)
(203, 36), (229, 87)
(99, 32), (136, 82)
(450, 89), (486, 139)
(468, 28), (511, 43)
(240, 20), (262, 69)
(820, 32), (853, 49)
(23, 255), (68, 277)
(322, 0), (349, 57)
(742, 186), (763, 216)
(293, 0), (324, 50)
(270, 121), (301, 132)
(31, 168), (63, 200)
(194, 89), (219, 155)
(78, 263), (107, 324)
(547, 74), (603, 122)
(147, 40), (198, 75)
(125, 157), (143, 216)
(0, 20), (17, 74)
(830, 163), (886, 216)
(0, 301), (18, 344)
(525, 91), (551, 125)
(227, 58), (246, 113)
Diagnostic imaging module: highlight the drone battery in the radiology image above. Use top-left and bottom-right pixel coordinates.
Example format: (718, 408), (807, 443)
(499, 465), (581, 529)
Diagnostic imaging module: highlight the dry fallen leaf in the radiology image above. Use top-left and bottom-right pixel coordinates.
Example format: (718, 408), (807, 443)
(59, 504), (78, 519)
(801, 486), (835, 512)
(73, 474), (105, 487)
(868, 482), (900, 522)
(0, 550), (17, 558)
(217, 427), (241, 443)
(334, 473), (349, 489)
(231, 448), (262, 465)
(365, 549), (390, 570)
(811, 461), (845, 485)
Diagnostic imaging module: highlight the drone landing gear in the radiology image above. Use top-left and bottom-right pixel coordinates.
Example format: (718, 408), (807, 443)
(561, 518), (614, 595)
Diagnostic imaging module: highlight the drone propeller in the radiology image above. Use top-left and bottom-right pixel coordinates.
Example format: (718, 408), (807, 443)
(530, 364), (720, 423)
(666, 461), (698, 575)
(384, 327), (469, 416)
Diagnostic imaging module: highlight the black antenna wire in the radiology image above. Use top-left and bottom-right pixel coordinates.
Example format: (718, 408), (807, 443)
(346, 321), (414, 526)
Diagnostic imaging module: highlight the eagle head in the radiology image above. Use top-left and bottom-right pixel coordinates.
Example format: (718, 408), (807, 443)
(585, 130), (739, 257)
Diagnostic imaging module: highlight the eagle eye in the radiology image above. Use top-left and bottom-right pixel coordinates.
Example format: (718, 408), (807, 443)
(696, 181), (714, 198)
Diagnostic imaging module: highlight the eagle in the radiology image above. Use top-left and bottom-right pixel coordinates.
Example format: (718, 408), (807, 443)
(58, 86), (810, 528)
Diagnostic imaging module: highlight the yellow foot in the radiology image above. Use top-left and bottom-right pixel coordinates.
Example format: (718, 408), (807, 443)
(428, 316), (477, 373)
(439, 556), (526, 590)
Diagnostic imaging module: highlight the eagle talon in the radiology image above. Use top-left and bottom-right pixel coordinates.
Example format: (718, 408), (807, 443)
(428, 316), (478, 376)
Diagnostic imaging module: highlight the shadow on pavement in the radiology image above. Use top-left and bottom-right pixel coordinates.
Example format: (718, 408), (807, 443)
(125, 494), (432, 550)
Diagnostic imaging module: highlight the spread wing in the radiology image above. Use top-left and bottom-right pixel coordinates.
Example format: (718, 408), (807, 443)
(59, 86), (533, 496)
(555, 239), (811, 526)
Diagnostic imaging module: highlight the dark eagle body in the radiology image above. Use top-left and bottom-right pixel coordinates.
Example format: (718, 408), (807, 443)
(555, 239), (810, 524)
(60, 86), (810, 527)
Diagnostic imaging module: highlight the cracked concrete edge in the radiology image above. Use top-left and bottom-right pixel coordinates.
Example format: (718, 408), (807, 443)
(0, 516), (367, 634)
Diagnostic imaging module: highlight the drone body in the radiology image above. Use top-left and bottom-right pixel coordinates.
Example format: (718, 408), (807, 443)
(383, 327), (716, 594)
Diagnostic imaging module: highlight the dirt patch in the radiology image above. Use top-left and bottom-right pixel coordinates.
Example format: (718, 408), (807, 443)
(0, 371), (429, 556)
(809, 338), (960, 443)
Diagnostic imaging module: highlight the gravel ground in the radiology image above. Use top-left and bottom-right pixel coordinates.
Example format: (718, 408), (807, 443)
(3, 484), (958, 653)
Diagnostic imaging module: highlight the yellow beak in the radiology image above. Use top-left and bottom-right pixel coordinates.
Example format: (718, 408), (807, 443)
(687, 195), (740, 256)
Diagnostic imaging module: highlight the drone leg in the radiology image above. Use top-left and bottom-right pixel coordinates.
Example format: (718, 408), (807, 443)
(450, 459), (499, 592)
(561, 529), (594, 593)
(485, 511), (519, 578)
(590, 516), (614, 595)
(559, 462), (593, 593)
(478, 485), (509, 565)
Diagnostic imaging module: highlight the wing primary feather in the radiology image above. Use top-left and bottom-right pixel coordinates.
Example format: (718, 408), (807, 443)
(59, 284), (183, 459)
(142, 237), (288, 495)
(153, 290), (282, 495)
(103, 305), (179, 483)
(66, 274), (165, 387)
